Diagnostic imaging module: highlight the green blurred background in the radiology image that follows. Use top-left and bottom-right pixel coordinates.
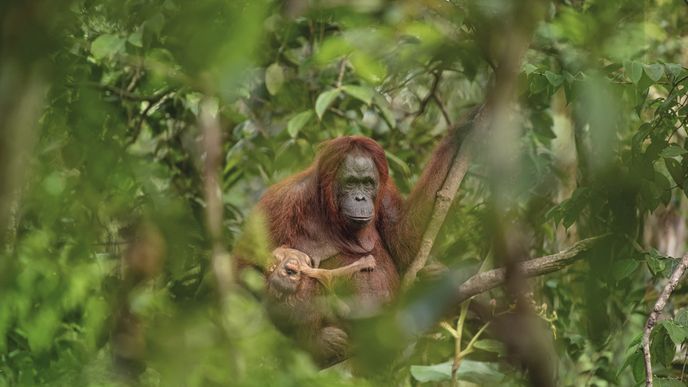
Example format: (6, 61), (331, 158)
(1, 0), (688, 385)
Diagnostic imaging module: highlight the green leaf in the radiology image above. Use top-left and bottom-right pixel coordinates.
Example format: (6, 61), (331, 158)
(544, 71), (563, 88)
(523, 63), (538, 75)
(472, 339), (506, 355)
(630, 350), (645, 383)
(350, 51), (387, 84)
(655, 378), (686, 387)
(665, 158), (685, 186)
(624, 61), (643, 84)
(660, 320), (688, 345)
(660, 145), (688, 158)
(410, 362), (451, 382)
(286, 111), (313, 138)
(410, 360), (505, 384)
(651, 328), (675, 367)
(374, 94), (396, 128)
(666, 63), (686, 80)
(385, 150), (410, 177)
(128, 31), (143, 48)
(612, 259), (639, 281)
(676, 310), (688, 326)
(315, 36), (353, 64)
(644, 64), (664, 82)
(342, 85), (374, 105)
(265, 63), (284, 96)
(315, 89), (340, 119)
(91, 34), (125, 60)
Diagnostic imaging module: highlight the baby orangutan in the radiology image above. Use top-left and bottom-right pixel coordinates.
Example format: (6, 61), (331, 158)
(269, 246), (375, 291)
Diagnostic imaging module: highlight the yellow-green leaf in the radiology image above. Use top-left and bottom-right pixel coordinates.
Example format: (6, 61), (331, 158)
(265, 63), (284, 96)
(342, 85), (374, 105)
(287, 110), (313, 138)
(315, 89), (340, 119)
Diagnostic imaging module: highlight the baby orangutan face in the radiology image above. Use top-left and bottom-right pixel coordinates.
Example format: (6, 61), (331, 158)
(268, 246), (313, 294)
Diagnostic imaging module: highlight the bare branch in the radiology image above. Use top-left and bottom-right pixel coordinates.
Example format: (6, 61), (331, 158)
(453, 236), (605, 304)
(642, 253), (688, 387)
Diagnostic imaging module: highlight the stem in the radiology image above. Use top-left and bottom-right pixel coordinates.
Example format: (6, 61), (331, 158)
(451, 301), (470, 387)
(642, 253), (688, 387)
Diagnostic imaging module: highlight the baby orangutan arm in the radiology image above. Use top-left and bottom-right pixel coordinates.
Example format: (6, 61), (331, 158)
(300, 255), (375, 288)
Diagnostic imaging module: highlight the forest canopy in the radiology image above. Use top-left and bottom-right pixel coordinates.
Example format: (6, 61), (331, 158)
(1, 0), (688, 386)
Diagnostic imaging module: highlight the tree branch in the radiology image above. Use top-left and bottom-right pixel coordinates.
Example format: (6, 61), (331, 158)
(83, 81), (171, 102)
(453, 236), (605, 304)
(401, 0), (544, 290)
(642, 253), (688, 387)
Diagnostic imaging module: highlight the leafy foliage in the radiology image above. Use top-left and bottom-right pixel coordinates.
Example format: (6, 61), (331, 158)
(1, 0), (688, 386)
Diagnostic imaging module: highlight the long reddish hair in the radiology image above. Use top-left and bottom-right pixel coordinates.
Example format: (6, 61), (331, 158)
(315, 136), (389, 252)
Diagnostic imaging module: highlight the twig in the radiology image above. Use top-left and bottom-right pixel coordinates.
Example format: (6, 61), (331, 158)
(451, 301), (469, 387)
(127, 91), (173, 146)
(84, 81), (171, 102)
(432, 92), (452, 127)
(642, 253), (688, 387)
(336, 58), (347, 89)
(199, 98), (234, 296)
(453, 236), (604, 304)
(412, 71), (442, 119)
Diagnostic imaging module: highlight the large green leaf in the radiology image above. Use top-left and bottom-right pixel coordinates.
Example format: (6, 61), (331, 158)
(265, 63), (285, 95)
(624, 61), (643, 84)
(660, 320), (688, 345)
(342, 85), (374, 105)
(644, 64), (664, 82)
(287, 110), (313, 138)
(410, 360), (505, 384)
(660, 144), (687, 158)
(91, 34), (125, 60)
(612, 259), (639, 281)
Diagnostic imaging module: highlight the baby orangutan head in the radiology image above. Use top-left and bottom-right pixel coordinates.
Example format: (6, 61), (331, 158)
(267, 246), (313, 295)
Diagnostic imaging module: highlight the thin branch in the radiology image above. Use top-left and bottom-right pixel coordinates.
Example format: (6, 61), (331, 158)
(412, 71), (442, 119)
(453, 236), (604, 304)
(336, 58), (347, 89)
(127, 91), (173, 146)
(83, 81), (171, 102)
(642, 253), (688, 387)
(432, 92), (452, 127)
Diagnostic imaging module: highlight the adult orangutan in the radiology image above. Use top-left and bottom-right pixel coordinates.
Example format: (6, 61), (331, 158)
(239, 118), (472, 366)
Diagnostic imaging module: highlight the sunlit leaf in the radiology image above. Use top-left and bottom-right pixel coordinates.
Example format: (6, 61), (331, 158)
(472, 339), (506, 355)
(660, 145), (687, 158)
(624, 61), (643, 84)
(660, 320), (688, 345)
(410, 360), (505, 384)
(315, 89), (340, 119)
(644, 64), (664, 82)
(265, 62), (284, 96)
(128, 31), (143, 48)
(342, 85), (374, 105)
(350, 51), (387, 84)
(91, 34), (125, 60)
(287, 110), (313, 138)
